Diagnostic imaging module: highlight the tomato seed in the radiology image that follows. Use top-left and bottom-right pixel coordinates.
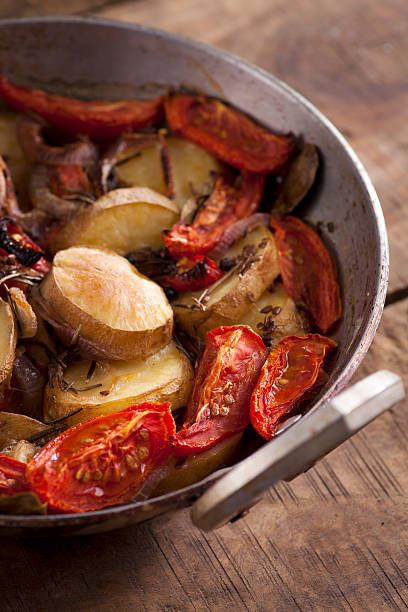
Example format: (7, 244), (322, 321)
(82, 470), (91, 483)
(137, 447), (148, 460)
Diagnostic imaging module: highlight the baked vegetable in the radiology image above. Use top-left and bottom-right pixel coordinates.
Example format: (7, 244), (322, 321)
(270, 215), (342, 332)
(173, 225), (280, 339)
(250, 334), (337, 439)
(166, 136), (225, 210)
(49, 187), (179, 255)
(238, 282), (310, 349)
(36, 246), (174, 360)
(271, 143), (319, 214)
(0, 412), (47, 449)
(165, 94), (296, 173)
(0, 453), (29, 496)
(0, 74), (164, 139)
(113, 134), (224, 211)
(171, 326), (267, 456)
(44, 341), (194, 425)
(163, 172), (265, 257)
(154, 432), (243, 495)
(26, 403), (176, 512)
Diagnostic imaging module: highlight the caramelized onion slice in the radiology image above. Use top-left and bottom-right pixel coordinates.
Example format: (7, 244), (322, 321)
(18, 115), (98, 167)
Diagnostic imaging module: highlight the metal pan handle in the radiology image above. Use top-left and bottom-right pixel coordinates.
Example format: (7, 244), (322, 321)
(191, 370), (404, 531)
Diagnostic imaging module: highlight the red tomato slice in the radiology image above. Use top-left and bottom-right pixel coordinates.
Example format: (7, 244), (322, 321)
(49, 164), (93, 200)
(160, 255), (223, 292)
(163, 172), (265, 258)
(250, 334), (337, 439)
(0, 453), (29, 496)
(26, 403), (176, 513)
(165, 95), (296, 174)
(171, 326), (268, 456)
(0, 74), (164, 140)
(0, 218), (50, 275)
(269, 215), (342, 333)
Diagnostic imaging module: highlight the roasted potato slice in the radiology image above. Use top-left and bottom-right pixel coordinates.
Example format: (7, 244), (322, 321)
(115, 136), (224, 211)
(238, 282), (310, 347)
(115, 139), (167, 195)
(153, 432), (243, 496)
(173, 225), (280, 339)
(38, 246), (173, 360)
(44, 341), (194, 426)
(49, 187), (179, 255)
(166, 136), (225, 210)
(0, 297), (17, 400)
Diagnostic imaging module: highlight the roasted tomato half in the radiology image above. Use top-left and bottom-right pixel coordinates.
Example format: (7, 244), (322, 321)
(0, 453), (29, 497)
(160, 255), (223, 292)
(26, 403), (176, 513)
(171, 326), (268, 456)
(164, 172), (265, 258)
(269, 215), (342, 333)
(0, 74), (164, 140)
(165, 94), (296, 174)
(0, 217), (49, 274)
(250, 334), (337, 439)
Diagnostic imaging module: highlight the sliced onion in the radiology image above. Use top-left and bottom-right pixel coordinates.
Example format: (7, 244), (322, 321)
(18, 115), (97, 167)
(29, 164), (89, 221)
(208, 213), (270, 259)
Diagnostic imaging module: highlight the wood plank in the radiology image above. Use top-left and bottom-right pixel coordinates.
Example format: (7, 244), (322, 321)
(1, 297), (407, 611)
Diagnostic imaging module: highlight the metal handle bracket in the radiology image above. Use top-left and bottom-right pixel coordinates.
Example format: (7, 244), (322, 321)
(191, 370), (404, 531)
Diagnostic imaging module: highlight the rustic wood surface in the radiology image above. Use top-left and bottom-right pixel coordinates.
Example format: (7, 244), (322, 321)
(1, 1), (408, 611)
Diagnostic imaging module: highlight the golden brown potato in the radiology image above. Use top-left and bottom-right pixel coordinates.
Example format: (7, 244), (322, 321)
(0, 297), (17, 400)
(115, 136), (224, 211)
(166, 136), (225, 210)
(49, 187), (179, 255)
(238, 282), (310, 347)
(44, 341), (194, 425)
(173, 225), (280, 339)
(38, 246), (174, 360)
(153, 432), (243, 496)
(115, 139), (167, 195)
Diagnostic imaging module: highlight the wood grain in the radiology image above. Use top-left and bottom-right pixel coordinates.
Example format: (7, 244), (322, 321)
(1, 298), (407, 611)
(0, 1), (407, 610)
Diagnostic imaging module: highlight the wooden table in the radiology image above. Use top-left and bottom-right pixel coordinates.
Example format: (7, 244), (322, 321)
(1, 1), (408, 610)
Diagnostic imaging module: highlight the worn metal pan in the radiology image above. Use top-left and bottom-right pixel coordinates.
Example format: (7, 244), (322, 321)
(0, 17), (403, 536)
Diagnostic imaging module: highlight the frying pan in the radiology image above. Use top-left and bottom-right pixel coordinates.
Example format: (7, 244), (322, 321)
(0, 17), (403, 536)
